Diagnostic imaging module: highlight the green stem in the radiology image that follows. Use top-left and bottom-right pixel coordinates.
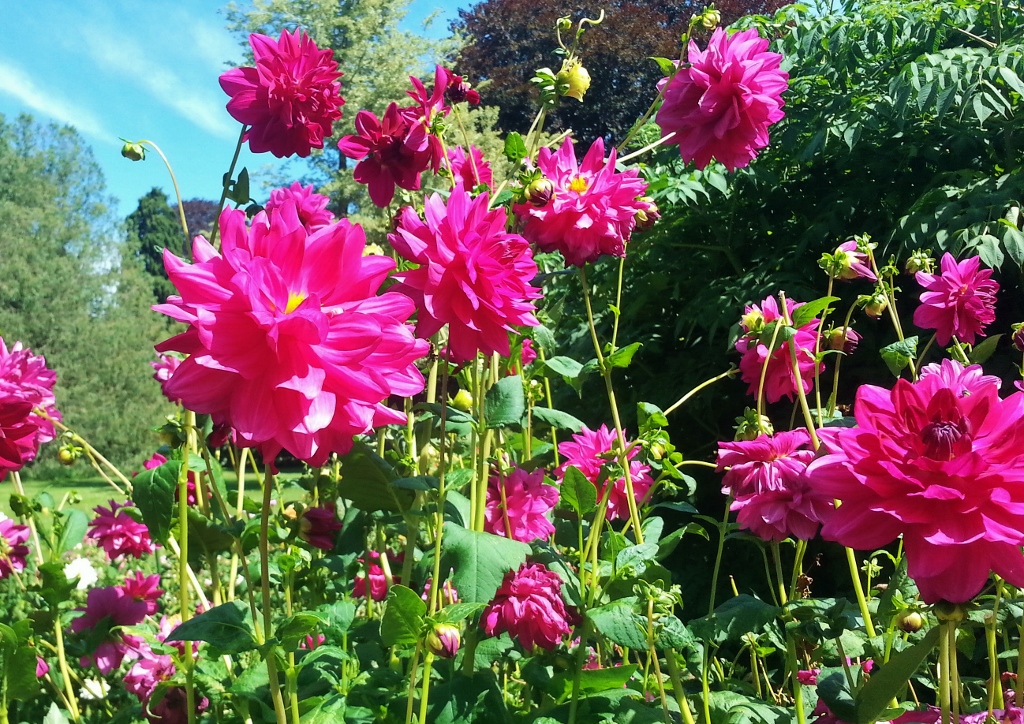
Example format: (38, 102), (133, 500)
(54, 621), (81, 722)
(789, 540), (808, 602)
(260, 470), (289, 724)
(138, 140), (190, 252)
(844, 547), (877, 638)
(666, 650), (696, 724)
(180, 412), (196, 724)
(708, 498), (732, 616)
(568, 621), (593, 724)
(663, 368), (739, 417)
(429, 349), (452, 615)
(209, 126), (247, 249)
(771, 542), (788, 606)
(788, 635), (807, 724)
(417, 652), (435, 724)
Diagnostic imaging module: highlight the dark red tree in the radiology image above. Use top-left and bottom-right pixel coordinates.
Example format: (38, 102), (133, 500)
(452, 0), (789, 145)
(182, 199), (220, 237)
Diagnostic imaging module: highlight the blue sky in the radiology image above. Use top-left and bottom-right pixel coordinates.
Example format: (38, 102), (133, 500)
(0, 0), (461, 218)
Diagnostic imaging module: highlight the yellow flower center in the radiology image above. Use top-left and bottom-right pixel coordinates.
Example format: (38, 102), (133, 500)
(568, 176), (589, 194)
(285, 291), (307, 314)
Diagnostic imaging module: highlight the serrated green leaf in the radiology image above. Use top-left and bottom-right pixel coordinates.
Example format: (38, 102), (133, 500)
(442, 524), (530, 603)
(854, 626), (940, 723)
(166, 601), (257, 655)
(606, 342), (641, 369)
(484, 375), (525, 428)
(969, 333), (1002, 364)
(880, 336), (918, 377)
(792, 296), (840, 328)
(381, 585), (426, 648)
(132, 460), (179, 545)
(556, 466), (597, 517)
(503, 133), (527, 163)
(649, 56), (677, 76)
(530, 406), (584, 432)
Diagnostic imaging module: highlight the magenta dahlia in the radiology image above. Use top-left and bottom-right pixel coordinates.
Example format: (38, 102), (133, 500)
(388, 185), (541, 363)
(150, 353), (181, 403)
(266, 182), (335, 231)
(299, 505), (342, 550)
(482, 562), (573, 650)
(87, 500), (154, 561)
(808, 361), (1024, 603)
(735, 295), (822, 403)
(405, 65), (449, 173)
(514, 137), (655, 267)
(0, 401), (41, 480)
(446, 145), (493, 189)
(913, 252), (999, 346)
(353, 551), (401, 602)
(484, 465), (558, 542)
(557, 424), (654, 521)
(154, 202), (428, 468)
(220, 28), (344, 158)
(832, 239), (877, 282)
(338, 104), (431, 207)
(655, 27), (788, 171)
(0, 337), (61, 450)
(0, 518), (30, 578)
(71, 586), (148, 674)
(119, 572), (163, 616)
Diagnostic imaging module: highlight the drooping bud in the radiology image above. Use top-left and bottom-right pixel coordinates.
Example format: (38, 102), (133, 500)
(57, 443), (82, 466)
(556, 16), (573, 32)
(1011, 323), (1024, 353)
(452, 389), (473, 412)
(827, 327), (861, 355)
(426, 623), (461, 659)
(896, 610), (924, 633)
(525, 178), (555, 207)
(863, 292), (888, 319)
(701, 8), (721, 29)
(443, 69), (480, 106)
(556, 60), (591, 102)
(904, 249), (935, 275)
(734, 408), (773, 441)
(121, 141), (146, 161)
(635, 197), (660, 230)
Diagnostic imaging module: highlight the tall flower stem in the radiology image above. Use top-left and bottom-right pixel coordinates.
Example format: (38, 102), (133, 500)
(812, 277), (834, 423)
(137, 140), (190, 251)
(260, 469), (289, 724)
(209, 126), (247, 249)
(417, 652), (436, 724)
(568, 620), (594, 724)
(578, 266), (644, 543)
(180, 412), (197, 724)
(707, 497), (732, 617)
(666, 650), (696, 724)
(53, 622), (81, 722)
(227, 446), (248, 602)
(787, 635), (807, 724)
(770, 542), (789, 606)
(663, 368), (739, 417)
(9, 472), (43, 564)
(939, 620), (951, 724)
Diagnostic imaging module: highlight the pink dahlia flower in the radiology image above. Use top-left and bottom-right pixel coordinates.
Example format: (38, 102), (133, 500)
(120, 572), (163, 616)
(557, 424), (654, 521)
(833, 239), (877, 282)
(421, 576), (460, 606)
(36, 656), (48, 678)
(0, 337), (61, 452)
(735, 295), (822, 403)
(299, 505), (342, 550)
(808, 363), (1024, 603)
(0, 401), (41, 479)
(220, 29), (344, 158)
(150, 353), (181, 403)
(482, 562), (573, 650)
(443, 68), (480, 106)
(353, 551), (401, 602)
(655, 28), (788, 171)
(0, 518), (30, 578)
(913, 252), (999, 347)
(514, 138), (655, 267)
(446, 146), (492, 189)
(406, 65), (450, 173)
(919, 358), (1001, 397)
(718, 430), (831, 541)
(71, 586), (148, 674)
(812, 702), (940, 724)
(87, 500), (155, 561)
(961, 709), (1024, 724)
(389, 185), (541, 363)
(484, 465), (558, 542)
(154, 203), (428, 468)
(266, 182), (335, 230)
(125, 648), (176, 704)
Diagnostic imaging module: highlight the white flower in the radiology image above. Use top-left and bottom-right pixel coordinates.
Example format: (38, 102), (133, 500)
(64, 557), (98, 591)
(79, 677), (110, 700)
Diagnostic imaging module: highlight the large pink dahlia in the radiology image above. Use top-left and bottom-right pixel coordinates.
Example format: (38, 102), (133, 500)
(557, 424), (654, 521)
(913, 252), (999, 347)
(484, 465), (558, 542)
(87, 500), (155, 561)
(0, 402), (41, 479)
(389, 185), (541, 363)
(514, 138), (655, 267)
(0, 337), (61, 450)
(655, 27), (788, 171)
(482, 562), (573, 650)
(735, 295), (822, 403)
(807, 361), (1024, 603)
(220, 28), (344, 158)
(154, 202), (428, 467)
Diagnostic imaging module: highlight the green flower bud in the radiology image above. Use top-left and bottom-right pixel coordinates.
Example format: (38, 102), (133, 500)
(452, 389), (473, 412)
(425, 623), (461, 659)
(556, 60), (591, 102)
(121, 142), (146, 162)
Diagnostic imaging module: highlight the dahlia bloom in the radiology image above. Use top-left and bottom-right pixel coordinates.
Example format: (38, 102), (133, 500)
(557, 424), (654, 521)
(735, 295), (822, 403)
(812, 702), (940, 724)
(484, 465), (558, 542)
(338, 104), (431, 207)
(154, 203), (428, 468)
(71, 586), (148, 674)
(0, 337), (61, 458)
(0, 518), (30, 578)
(299, 505), (342, 550)
(87, 500), (155, 561)
(120, 572), (163, 616)
(389, 185), (541, 363)
(446, 146), (493, 189)
(808, 361), (1024, 603)
(150, 353), (181, 403)
(718, 430), (831, 541)
(353, 551), (401, 602)
(124, 649), (176, 705)
(266, 182), (335, 230)
(64, 557), (99, 590)
(482, 562), (573, 650)
(220, 29), (344, 158)
(0, 401), (41, 479)
(913, 252), (999, 346)
(514, 138), (655, 267)
(655, 28), (788, 171)
(832, 239), (877, 282)
(961, 709), (1024, 724)
(406, 65), (449, 173)
(443, 68), (480, 105)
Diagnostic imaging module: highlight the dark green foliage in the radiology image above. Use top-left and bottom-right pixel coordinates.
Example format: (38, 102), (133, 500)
(125, 187), (187, 303)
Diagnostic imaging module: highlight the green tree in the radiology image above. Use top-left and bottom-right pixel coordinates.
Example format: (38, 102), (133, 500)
(126, 187), (183, 303)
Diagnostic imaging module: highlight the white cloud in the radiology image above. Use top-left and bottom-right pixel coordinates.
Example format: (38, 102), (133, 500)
(0, 60), (110, 140)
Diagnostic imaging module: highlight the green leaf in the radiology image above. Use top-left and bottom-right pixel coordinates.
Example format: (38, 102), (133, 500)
(690, 594), (782, 645)
(543, 356), (583, 378)
(880, 336), (919, 377)
(792, 296), (840, 328)
(655, 615), (695, 650)
(300, 695), (347, 723)
(969, 334), (1002, 364)
(577, 664), (638, 694)
(42, 704), (71, 724)
(999, 66), (1024, 96)
(276, 612), (325, 652)
(381, 585), (427, 647)
(530, 406), (584, 432)
(615, 542), (659, 572)
(556, 466), (597, 517)
(649, 56), (676, 76)
(503, 133), (527, 163)
(437, 602), (486, 624)
(606, 342), (642, 369)
(166, 601), (258, 655)
(587, 597), (648, 650)
(132, 460), (180, 545)
(484, 375), (525, 428)
(637, 402), (668, 429)
(853, 626), (941, 723)
(442, 523), (530, 603)
(57, 509), (88, 554)
(337, 441), (414, 513)
(1003, 225), (1024, 268)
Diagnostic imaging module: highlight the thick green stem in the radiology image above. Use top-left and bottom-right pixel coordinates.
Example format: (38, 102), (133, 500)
(54, 621), (81, 722)
(708, 499), (732, 616)
(180, 412), (197, 724)
(417, 652), (436, 724)
(260, 472), (288, 724)
(667, 649), (697, 724)
(568, 621), (593, 724)
(939, 621), (951, 724)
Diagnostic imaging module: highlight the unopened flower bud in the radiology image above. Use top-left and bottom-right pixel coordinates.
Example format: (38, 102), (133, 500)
(426, 623), (461, 659)
(121, 142), (146, 161)
(734, 408), (773, 441)
(525, 178), (554, 207)
(556, 60), (591, 102)
(556, 16), (573, 32)
(635, 197), (660, 230)
(741, 309), (765, 334)
(418, 443), (440, 476)
(649, 442), (666, 460)
(1012, 324), (1024, 352)
(827, 327), (861, 355)
(863, 293), (888, 319)
(452, 389), (473, 412)
(904, 249), (935, 275)
(702, 9), (721, 29)
(57, 445), (79, 466)
(896, 610), (924, 633)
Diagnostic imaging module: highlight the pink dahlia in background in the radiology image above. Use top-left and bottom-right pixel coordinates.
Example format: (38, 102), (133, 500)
(154, 203), (428, 468)
(406, 65), (450, 173)
(120, 572), (163, 616)
(0, 517), (30, 578)
(300, 505), (342, 550)
(557, 424), (654, 521)
(655, 27), (788, 171)
(150, 353), (181, 403)
(812, 702), (940, 724)
(918, 358), (1000, 397)
(482, 562), (573, 650)
(913, 252), (998, 346)
(87, 500), (155, 561)
(484, 465), (558, 542)
(266, 182), (335, 230)
(961, 709), (1024, 724)
(514, 138), (655, 267)
(0, 337), (61, 449)
(220, 28), (343, 158)
(353, 551), (401, 602)
(442, 68), (480, 105)
(389, 185), (541, 363)
(0, 401), (41, 479)
(735, 295), (822, 403)
(71, 586), (148, 674)
(446, 146), (493, 189)
(808, 361), (1024, 603)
